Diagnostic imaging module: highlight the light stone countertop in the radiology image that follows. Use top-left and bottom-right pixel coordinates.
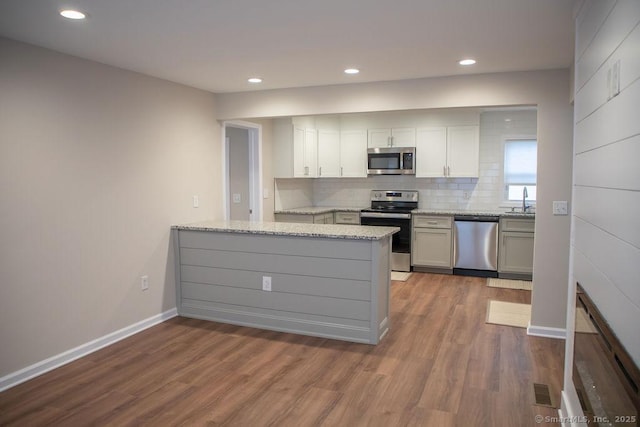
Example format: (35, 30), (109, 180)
(172, 220), (399, 240)
(274, 206), (366, 215)
(411, 209), (535, 218)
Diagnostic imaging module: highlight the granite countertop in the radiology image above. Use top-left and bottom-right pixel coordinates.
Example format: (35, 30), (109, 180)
(173, 220), (399, 240)
(411, 209), (535, 218)
(274, 206), (366, 215)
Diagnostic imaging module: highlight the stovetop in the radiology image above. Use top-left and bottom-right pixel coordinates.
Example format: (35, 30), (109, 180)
(363, 190), (419, 213)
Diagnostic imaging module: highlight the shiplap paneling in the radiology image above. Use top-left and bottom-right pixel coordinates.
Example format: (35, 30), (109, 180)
(575, 21), (640, 122)
(571, 0), (640, 369)
(573, 186), (640, 249)
(573, 250), (640, 363)
(573, 218), (640, 308)
(573, 135), (640, 191)
(173, 229), (391, 344)
(575, 0), (616, 67)
(574, 78), (640, 154)
(576, 0), (639, 90)
(179, 230), (371, 260)
(181, 282), (371, 321)
(181, 265), (371, 301)
(180, 248), (371, 281)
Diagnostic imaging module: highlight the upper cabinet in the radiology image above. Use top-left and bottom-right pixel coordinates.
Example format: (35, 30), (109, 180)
(368, 127), (416, 148)
(416, 125), (479, 178)
(293, 127), (318, 177)
(317, 129), (340, 177)
(339, 130), (368, 177)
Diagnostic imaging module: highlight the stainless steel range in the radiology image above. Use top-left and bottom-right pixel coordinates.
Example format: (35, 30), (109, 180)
(360, 190), (418, 272)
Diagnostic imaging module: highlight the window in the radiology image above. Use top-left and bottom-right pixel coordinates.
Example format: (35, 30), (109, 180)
(504, 139), (537, 202)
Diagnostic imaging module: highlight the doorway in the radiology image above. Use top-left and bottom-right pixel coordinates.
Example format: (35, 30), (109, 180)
(222, 121), (262, 221)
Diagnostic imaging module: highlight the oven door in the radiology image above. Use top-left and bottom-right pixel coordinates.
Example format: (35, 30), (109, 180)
(360, 212), (411, 271)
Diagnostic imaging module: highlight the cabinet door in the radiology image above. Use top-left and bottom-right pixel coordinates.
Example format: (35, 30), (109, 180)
(304, 128), (318, 177)
(498, 232), (534, 274)
(317, 130), (341, 177)
(368, 128), (391, 148)
(416, 127), (447, 177)
(391, 128), (416, 147)
(340, 130), (367, 177)
(293, 126), (306, 177)
(412, 228), (452, 268)
(447, 126), (479, 177)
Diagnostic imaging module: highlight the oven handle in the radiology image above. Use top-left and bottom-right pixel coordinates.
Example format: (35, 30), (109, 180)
(360, 212), (411, 219)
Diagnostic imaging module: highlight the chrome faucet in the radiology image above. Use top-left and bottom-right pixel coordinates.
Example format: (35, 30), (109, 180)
(522, 187), (529, 212)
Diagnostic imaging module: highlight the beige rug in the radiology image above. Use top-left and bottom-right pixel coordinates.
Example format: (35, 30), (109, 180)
(485, 300), (599, 333)
(487, 277), (532, 291)
(391, 271), (412, 281)
(486, 300), (531, 328)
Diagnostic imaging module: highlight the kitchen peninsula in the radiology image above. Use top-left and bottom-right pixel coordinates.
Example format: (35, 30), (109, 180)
(171, 220), (399, 344)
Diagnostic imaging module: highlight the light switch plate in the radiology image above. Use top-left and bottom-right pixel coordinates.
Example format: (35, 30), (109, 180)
(192, 195), (199, 208)
(232, 193), (241, 204)
(552, 201), (568, 215)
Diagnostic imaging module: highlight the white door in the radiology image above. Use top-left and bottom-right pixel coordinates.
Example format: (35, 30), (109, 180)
(416, 127), (447, 177)
(340, 129), (367, 177)
(390, 128), (416, 147)
(368, 128), (391, 148)
(317, 129), (340, 177)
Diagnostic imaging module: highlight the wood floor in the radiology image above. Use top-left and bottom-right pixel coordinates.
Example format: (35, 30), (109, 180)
(0, 273), (564, 426)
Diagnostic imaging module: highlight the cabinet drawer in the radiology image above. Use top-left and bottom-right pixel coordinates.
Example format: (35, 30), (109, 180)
(274, 213), (314, 224)
(500, 217), (535, 232)
(413, 215), (452, 229)
(335, 211), (360, 225)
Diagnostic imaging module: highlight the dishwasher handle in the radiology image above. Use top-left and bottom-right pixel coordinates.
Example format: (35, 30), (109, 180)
(453, 215), (499, 222)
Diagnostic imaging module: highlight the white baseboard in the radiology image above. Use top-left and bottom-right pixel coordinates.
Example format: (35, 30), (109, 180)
(0, 308), (177, 392)
(527, 322), (566, 339)
(560, 389), (590, 426)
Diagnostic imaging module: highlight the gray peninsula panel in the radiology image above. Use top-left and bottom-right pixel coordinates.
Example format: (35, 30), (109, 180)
(172, 222), (397, 344)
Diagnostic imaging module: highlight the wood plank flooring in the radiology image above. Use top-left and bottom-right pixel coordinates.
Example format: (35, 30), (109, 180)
(0, 273), (564, 426)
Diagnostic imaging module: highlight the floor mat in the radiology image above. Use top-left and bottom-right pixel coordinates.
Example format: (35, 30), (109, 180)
(486, 300), (531, 328)
(391, 271), (412, 281)
(487, 277), (532, 290)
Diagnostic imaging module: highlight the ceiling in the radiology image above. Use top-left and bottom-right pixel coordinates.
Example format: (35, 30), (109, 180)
(0, 0), (576, 94)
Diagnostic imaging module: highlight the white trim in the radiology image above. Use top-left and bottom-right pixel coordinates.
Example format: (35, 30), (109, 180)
(559, 388), (589, 426)
(0, 308), (177, 392)
(527, 321), (566, 339)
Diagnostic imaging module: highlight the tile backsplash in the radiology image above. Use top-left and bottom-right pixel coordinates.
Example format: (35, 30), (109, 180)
(275, 110), (537, 211)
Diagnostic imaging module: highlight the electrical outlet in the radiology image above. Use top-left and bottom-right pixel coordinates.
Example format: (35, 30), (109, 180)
(193, 195), (199, 208)
(141, 275), (149, 291)
(232, 193), (242, 204)
(262, 276), (272, 291)
(463, 191), (470, 200)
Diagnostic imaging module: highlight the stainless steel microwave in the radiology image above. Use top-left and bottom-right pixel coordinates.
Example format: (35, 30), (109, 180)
(367, 147), (415, 175)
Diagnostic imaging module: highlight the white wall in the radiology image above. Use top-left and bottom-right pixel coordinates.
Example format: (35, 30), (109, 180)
(0, 38), (221, 378)
(218, 69), (574, 333)
(564, 0), (640, 416)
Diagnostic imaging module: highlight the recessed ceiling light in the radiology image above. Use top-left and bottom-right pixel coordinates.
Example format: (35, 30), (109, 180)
(459, 59), (476, 66)
(247, 77), (262, 84)
(344, 68), (360, 75)
(60, 9), (86, 20)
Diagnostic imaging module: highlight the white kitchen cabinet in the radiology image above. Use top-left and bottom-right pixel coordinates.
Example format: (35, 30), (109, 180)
(317, 129), (341, 177)
(412, 215), (453, 271)
(416, 125), (479, 178)
(293, 127), (318, 178)
(339, 129), (367, 177)
(498, 217), (534, 279)
(368, 128), (416, 148)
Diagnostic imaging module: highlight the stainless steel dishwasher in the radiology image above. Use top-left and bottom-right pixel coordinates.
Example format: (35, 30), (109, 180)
(453, 215), (499, 277)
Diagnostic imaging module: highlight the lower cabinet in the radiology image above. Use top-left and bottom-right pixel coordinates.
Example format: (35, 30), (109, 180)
(275, 212), (335, 224)
(411, 215), (453, 272)
(334, 211), (361, 225)
(498, 217), (534, 279)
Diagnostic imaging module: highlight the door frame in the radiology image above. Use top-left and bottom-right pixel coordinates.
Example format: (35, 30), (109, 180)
(222, 120), (263, 222)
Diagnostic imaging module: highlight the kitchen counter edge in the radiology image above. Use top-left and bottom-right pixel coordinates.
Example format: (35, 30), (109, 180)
(172, 220), (399, 240)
